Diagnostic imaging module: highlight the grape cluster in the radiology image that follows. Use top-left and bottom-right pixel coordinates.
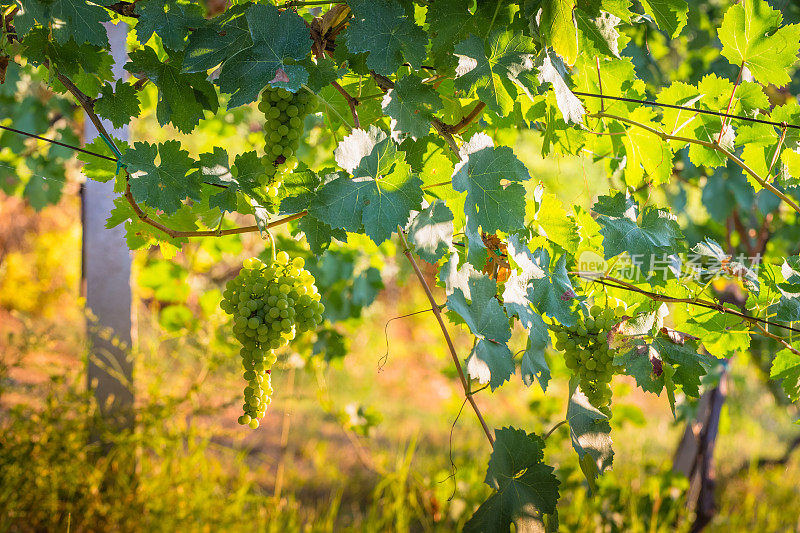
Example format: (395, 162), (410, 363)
(220, 252), (325, 429)
(258, 86), (315, 167)
(553, 305), (624, 418)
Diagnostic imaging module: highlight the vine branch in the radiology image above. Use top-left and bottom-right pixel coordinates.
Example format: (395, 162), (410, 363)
(398, 229), (495, 447)
(576, 273), (800, 336)
(591, 111), (800, 217)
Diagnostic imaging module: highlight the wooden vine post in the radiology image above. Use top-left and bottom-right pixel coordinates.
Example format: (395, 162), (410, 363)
(82, 21), (134, 438)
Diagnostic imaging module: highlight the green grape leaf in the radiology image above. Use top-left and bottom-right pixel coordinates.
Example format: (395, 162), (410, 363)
(183, 3), (252, 72)
(298, 215), (347, 255)
(447, 273), (512, 344)
(94, 80), (141, 129)
(217, 3), (311, 107)
(540, 0), (579, 65)
(535, 192), (581, 253)
(467, 338), (516, 391)
(617, 337), (711, 404)
(609, 107), (674, 187)
(593, 192), (683, 276)
(719, 0), (800, 87)
(567, 380), (614, 491)
(382, 75), (443, 139)
(681, 307), (750, 356)
(465, 427), (559, 532)
(279, 167), (324, 214)
(122, 140), (200, 214)
(303, 57), (346, 93)
(452, 134), (532, 235)
(426, 0), (476, 68)
(135, 0), (205, 51)
(343, 0), (427, 76)
(311, 134), (423, 244)
(576, 9), (622, 58)
(502, 236), (552, 391)
(639, 0), (688, 38)
(125, 47), (219, 133)
(521, 314), (551, 391)
(528, 249), (579, 327)
(407, 201), (454, 264)
(771, 289), (800, 322)
(16, 0), (110, 47)
(534, 51), (585, 124)
(770, 349), (800, 402)
(197, 148), (265, 213)
(454, 31), (537, 116)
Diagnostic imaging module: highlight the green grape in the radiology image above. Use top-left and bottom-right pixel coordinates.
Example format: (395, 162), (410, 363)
(220, 253), (323, 428)
(551, 304), (620, 416)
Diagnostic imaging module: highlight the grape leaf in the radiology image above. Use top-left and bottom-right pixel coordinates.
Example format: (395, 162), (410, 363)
(770, 349), (800, 402)
(279, 167), (325, 215)
(467, 338), (516, 391)
(343, 0), (427, 76)
(382, 75), (443, 139)
(125, 47), (219, 133)
(535, 192), (581, 253)
(454, 31), (537, 116)
(539, 0), (579, 65)
(425, 0), (476, 68)
(217, 3), (311, 107)
(567, 381), (613, 491)
(528, 249), (579, 327)
(719, 0), (800, 87)
(639, 0), (688, 38)
(407, 201), (454, 264)
(609, 107), (674, 187)
(534, 51), (585, 124)
(94, 80), (141, 129)
(311, 136), (423, 244)
(447, 273), (512, 344)
(122, 140), (200, 214)
(197, 148), (265, 213)
(616, 337), (711, 405)
(576, 9), (622, 58)
(135, 0), (205, 51)
(297, 215), (347, 255)
(452, 135), (532, 235)
(465, 427), (559, 532)
(24, 157), (65, 210)
(183, 3), (252, 72)
(16, 0), (110, 47)
(503, 236), (552, 391)
(593, 192), (683, 276)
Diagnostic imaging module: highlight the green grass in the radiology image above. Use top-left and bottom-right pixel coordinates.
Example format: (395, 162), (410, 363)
(2, 285), (799, 532)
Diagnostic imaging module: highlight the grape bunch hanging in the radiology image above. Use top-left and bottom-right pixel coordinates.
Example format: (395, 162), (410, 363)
(257, 86), (317, 200)
(220, 252), (325, 429)
(552, 305), (624, 418)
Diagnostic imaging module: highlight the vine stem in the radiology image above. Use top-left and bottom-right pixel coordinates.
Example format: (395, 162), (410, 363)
(591, 111), (800, 217)
(716, 61), (744, 145)
(331, 80), (360, 128)
(543, 419), (568, 440)
(398, 229), (495, 447)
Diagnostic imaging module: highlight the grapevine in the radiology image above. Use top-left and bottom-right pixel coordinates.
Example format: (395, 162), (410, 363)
(5, 0), (800, 529)
(220, 252), (324, 428)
